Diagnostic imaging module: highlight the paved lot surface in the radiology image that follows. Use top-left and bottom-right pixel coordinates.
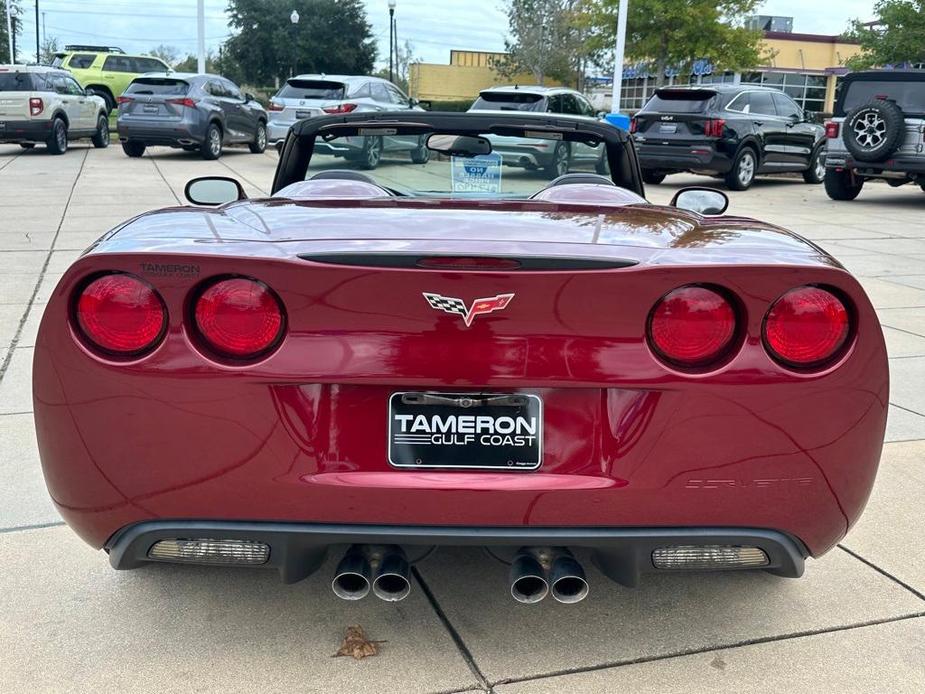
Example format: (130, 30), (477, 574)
(1, 142), (924, 693)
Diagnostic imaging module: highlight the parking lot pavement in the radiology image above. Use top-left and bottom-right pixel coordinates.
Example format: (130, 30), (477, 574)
(1, 142), (924, 693)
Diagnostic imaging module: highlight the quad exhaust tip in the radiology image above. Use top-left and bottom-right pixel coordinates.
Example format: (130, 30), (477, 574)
(332, 545), (411, 602)
(510, 548), (589, 605)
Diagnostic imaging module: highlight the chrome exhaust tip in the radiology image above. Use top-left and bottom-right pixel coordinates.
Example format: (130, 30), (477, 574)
(549, 551), (589, 604)
(510, 551), (549, 604)
(331, 546), (371, 600)
(372, 548), (411, 602)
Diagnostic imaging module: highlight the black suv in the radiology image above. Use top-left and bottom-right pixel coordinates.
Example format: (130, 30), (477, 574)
(824, 70), (925, 200)
(632, 85), (826, 190)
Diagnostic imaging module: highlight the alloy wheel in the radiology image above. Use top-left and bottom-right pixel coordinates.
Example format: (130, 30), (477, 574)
(209, 128), (221, 157)
(56, 123), (67, 150)
(738, 151), (755, 187)
(853, 111), (886, 149)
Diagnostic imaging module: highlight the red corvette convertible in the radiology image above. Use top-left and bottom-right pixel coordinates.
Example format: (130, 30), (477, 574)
(34, 112), (887, 604)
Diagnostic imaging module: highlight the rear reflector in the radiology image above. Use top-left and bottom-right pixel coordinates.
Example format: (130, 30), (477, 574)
(194, 277), (284, 359)
(648, 285), (737, 367)
(652, 545), (769, 570)
(75, 273), (166, 356)
(824, 121), (840, 139)
(763, 286), (850, 368)
(148, 538), (270, 565)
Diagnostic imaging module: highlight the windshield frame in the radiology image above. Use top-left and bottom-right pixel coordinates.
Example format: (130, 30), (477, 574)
(272, 111), (643, 197)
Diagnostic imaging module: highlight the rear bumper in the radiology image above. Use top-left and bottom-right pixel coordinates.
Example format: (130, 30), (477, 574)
(825, 151), (925, 176)
(635, 142), (732, 173)
(0, 119), (53, 142)
(267, 120), (294, 143)
(117, 123), (201, 147)
(493, 145), (555, 168)
(106, 520), (807, 585)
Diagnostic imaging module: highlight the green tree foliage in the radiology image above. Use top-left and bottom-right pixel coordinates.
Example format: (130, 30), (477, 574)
(1, 1), (23, 64)
(844, 0), (925, 69)
(372, 39), (419, 92)
(225, 0), (376, 85)
(494, 0), (596, 87)
(586, 0), (766, 86)
(147, 44), (180, 67)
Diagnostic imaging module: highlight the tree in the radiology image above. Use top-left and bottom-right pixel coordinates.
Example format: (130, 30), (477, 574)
(373, 40), (419, 92)
(225, 0), (376, 85)
(1, 1), (23, 64)
(586, 0), (766, 86)
(844, 0), (925, 69)
(38, 35), (59, 65)
(494, 0), (596, 87)
(147, 44), (180, 67)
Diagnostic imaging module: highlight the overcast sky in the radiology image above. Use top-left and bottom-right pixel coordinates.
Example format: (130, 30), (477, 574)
(14, 0), (877, 68)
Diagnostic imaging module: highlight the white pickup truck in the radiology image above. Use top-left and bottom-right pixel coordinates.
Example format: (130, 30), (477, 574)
(0, 65), (109, 154)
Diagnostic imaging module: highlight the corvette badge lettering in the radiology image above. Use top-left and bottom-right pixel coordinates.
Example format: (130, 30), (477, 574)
(423, 292), (514, 326)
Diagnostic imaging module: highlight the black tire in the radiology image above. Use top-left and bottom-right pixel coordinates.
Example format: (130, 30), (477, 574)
(122, 140), (146, 158)
(182, 145), (199, 152)
(802, 146), (825, 184)
(843, 100), (905, 163)
(201, 122), (223, 160)
(824, 168), (864, 201)
(724, 146), (757, 190)
(410, 136), (429, 164)
(19, 143), (35, 149)
(543, 142), (571, 178)
(920, 183), (925, 193)
(46, 118), (68, 155)
(91, 114), (110, 148)
(357, 136), (383, 170)
(86, 87), (115, 113)
(248, 121), (267, 154)
(642, 170), (666, 185)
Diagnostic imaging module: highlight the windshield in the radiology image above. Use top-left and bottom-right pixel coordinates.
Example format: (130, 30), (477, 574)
(470, 92), (545, 112)
(842, 78), (925, 115)
(0, 72), (42, 91)
(641, 90), (716, 113)
(126, 78), (189, 95)
(278, 79), (346, 100)
(304, 129), (611, 198)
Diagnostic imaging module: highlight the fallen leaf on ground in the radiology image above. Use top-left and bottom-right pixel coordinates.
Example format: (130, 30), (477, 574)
(333, 625), (386, 660)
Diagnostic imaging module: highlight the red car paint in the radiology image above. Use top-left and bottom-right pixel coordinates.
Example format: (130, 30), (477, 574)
(33, 194), (887, 559)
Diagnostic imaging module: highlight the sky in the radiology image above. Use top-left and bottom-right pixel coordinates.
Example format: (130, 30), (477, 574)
(10, 0), (878, 68)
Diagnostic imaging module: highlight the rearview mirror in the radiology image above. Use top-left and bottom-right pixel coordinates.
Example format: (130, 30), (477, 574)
(184, 176), (246, 206)
(670, 187), (728, 215)
(425, 134), (491, 157)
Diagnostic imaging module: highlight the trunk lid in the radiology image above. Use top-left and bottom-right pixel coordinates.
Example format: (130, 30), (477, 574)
(119, 78), (191, 121)
(633, 88), (718, 141)
(0, 70), (42, 118)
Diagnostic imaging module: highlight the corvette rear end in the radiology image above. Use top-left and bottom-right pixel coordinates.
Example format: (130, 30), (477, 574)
(33, 112), (887, 603)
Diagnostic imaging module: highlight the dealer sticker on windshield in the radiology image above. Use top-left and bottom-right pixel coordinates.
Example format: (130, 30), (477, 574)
(388, 392), (542, 470)
(451, 152), (503, 196)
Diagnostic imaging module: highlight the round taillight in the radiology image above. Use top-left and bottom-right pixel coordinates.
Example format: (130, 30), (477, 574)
(649, 286), (737, 367)
(764, 286), (849, 368)
(194, 278), (284, 359)
(76, 274), (166, 355)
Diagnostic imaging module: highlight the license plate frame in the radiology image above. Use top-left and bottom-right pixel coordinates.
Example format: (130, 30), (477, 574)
(387, 392), (543, 471)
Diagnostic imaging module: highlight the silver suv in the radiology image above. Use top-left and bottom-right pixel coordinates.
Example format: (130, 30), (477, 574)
(824, 70), (925, 200)
(0, 65), (109, 154)
(468, 86), (608, 177)
(267, 74), (424, 145)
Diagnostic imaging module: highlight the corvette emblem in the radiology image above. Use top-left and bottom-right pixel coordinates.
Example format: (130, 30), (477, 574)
(423, 292), (514, 327)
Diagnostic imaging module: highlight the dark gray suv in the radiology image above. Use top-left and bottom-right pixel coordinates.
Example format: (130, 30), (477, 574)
(116, 73), (267, 160)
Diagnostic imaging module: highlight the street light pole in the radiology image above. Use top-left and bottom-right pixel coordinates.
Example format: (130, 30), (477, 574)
(5, 1), (14, 64)
(388, 0), (395, 83)
(33, 0), (39, 63)
(610, 0), (628, 113)
(196, 0), (205, 73)
(290, 10), (300, 78)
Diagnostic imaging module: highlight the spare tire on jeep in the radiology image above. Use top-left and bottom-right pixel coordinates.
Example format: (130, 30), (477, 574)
(843, 100), (905, 162)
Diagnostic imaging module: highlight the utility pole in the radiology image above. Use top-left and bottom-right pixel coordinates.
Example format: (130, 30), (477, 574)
(388, 0), (395, 83)
(34, 0), (39, 64)
(609, 0), (628, 113)
(6, 1), (14, 64)
(196, 0), (205, 73)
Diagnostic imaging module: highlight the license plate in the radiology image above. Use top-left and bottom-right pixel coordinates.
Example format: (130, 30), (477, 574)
(296, 110), (312, 119)
(658, 124), (677, 133)
(388, 392), (542, 470)
(143, 105), (158, 113)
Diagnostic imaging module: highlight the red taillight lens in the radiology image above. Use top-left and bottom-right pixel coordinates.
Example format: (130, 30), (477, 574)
(116, 96), (133, 105)
(704, 118), (726, 137)
(167, 97), (197, 108)
(629, 117), (638, 134)
(268, 101), (284, 111)
(824, 121), (840, 139)
(29, 97), (43, 116)
(763, 286), (849, 368)
(194, 278), (284, 359)
(76, 274), (166, 356)
(322, 102), (358, 114)
(649, 286), (737, 367)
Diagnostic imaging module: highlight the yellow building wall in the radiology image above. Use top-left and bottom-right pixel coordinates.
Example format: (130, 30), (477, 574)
(410, 51), (563, 102)
(760, 37), (863, 72)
